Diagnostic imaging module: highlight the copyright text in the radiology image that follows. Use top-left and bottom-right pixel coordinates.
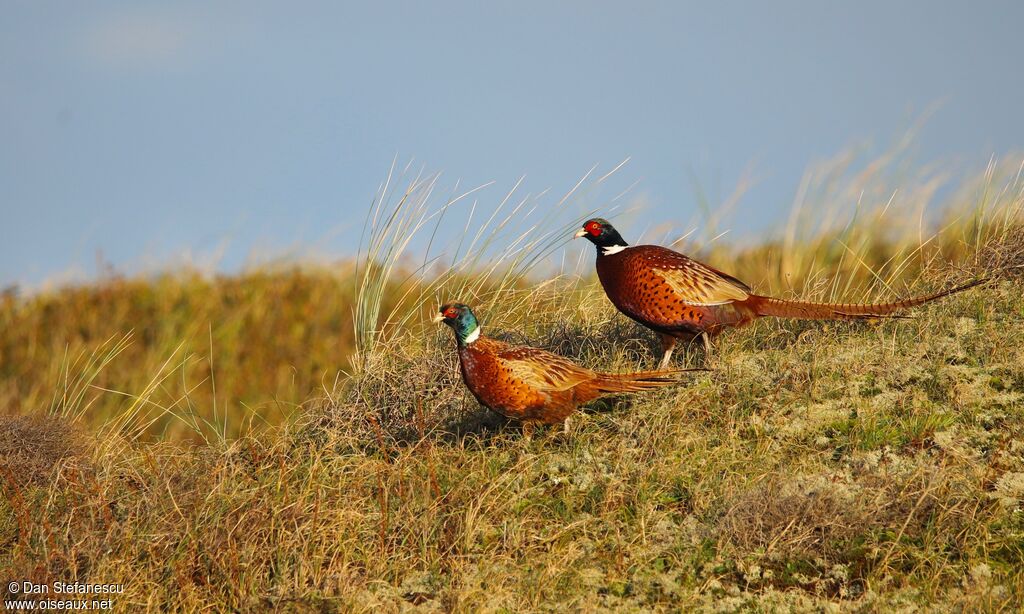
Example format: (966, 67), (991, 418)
(5, 580), (123, 611)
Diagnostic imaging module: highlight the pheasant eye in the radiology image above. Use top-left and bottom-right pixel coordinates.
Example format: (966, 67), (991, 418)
(444, 307), (459, 319)
(586, 222), (602, 236)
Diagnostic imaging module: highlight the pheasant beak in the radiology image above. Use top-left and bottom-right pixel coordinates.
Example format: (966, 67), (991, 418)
(573, 228), (588, 239)
(431, 312), (445, 324)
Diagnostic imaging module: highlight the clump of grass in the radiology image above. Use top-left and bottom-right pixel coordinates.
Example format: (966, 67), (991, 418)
(719, 474), (864, 564)
(0, 414), (85, 487)
(303, 326), (506, 448)
(322, 162), (636, 444)
(980, 223), (1024, 281)
(349, 161), (630, 372)
(717, 460), (987, 596)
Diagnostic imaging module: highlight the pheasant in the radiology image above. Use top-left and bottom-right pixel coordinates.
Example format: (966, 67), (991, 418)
(575, 218), (987, 368)
(434, 303), (696, 425)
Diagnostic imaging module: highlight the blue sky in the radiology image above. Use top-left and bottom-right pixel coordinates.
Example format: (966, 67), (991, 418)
(3, 2), (1023, 286)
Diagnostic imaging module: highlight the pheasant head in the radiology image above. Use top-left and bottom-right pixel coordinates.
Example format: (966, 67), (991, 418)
(574, 218), (629, 255)
(434, 303), (481, 346)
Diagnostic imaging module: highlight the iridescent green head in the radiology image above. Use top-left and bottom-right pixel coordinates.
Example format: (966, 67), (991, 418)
(434, 303), (481, 346)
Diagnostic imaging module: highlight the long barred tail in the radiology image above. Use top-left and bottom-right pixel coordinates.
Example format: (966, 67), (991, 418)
(748, 279), (987, 320)
(588, 368), (707, 395)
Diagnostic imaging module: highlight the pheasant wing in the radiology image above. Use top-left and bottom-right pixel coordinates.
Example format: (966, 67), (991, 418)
(633, 246), (751, 306)
(497, 346), (595, 393)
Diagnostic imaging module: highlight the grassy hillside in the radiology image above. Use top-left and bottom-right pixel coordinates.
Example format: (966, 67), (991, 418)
(0, 267), (364, 441)
(2, 156), (1024, 611)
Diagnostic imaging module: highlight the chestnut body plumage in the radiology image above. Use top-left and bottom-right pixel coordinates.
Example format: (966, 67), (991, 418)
(576, 218), (986, 367)
(435, 303), (691, 425)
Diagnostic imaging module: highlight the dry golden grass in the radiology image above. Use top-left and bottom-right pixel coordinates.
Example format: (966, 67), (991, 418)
(0, 415), (85, 487)
(2, 152), (1024, 611)
(0, 267), (363, 441)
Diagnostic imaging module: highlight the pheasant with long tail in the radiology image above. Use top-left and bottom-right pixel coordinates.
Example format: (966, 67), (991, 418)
(575, 218), (986, 367)
(434, 303), (699, 425)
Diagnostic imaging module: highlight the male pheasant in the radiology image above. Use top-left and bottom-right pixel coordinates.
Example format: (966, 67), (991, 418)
(575, 218), (986, 368)
(434, 303), (696, 425)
